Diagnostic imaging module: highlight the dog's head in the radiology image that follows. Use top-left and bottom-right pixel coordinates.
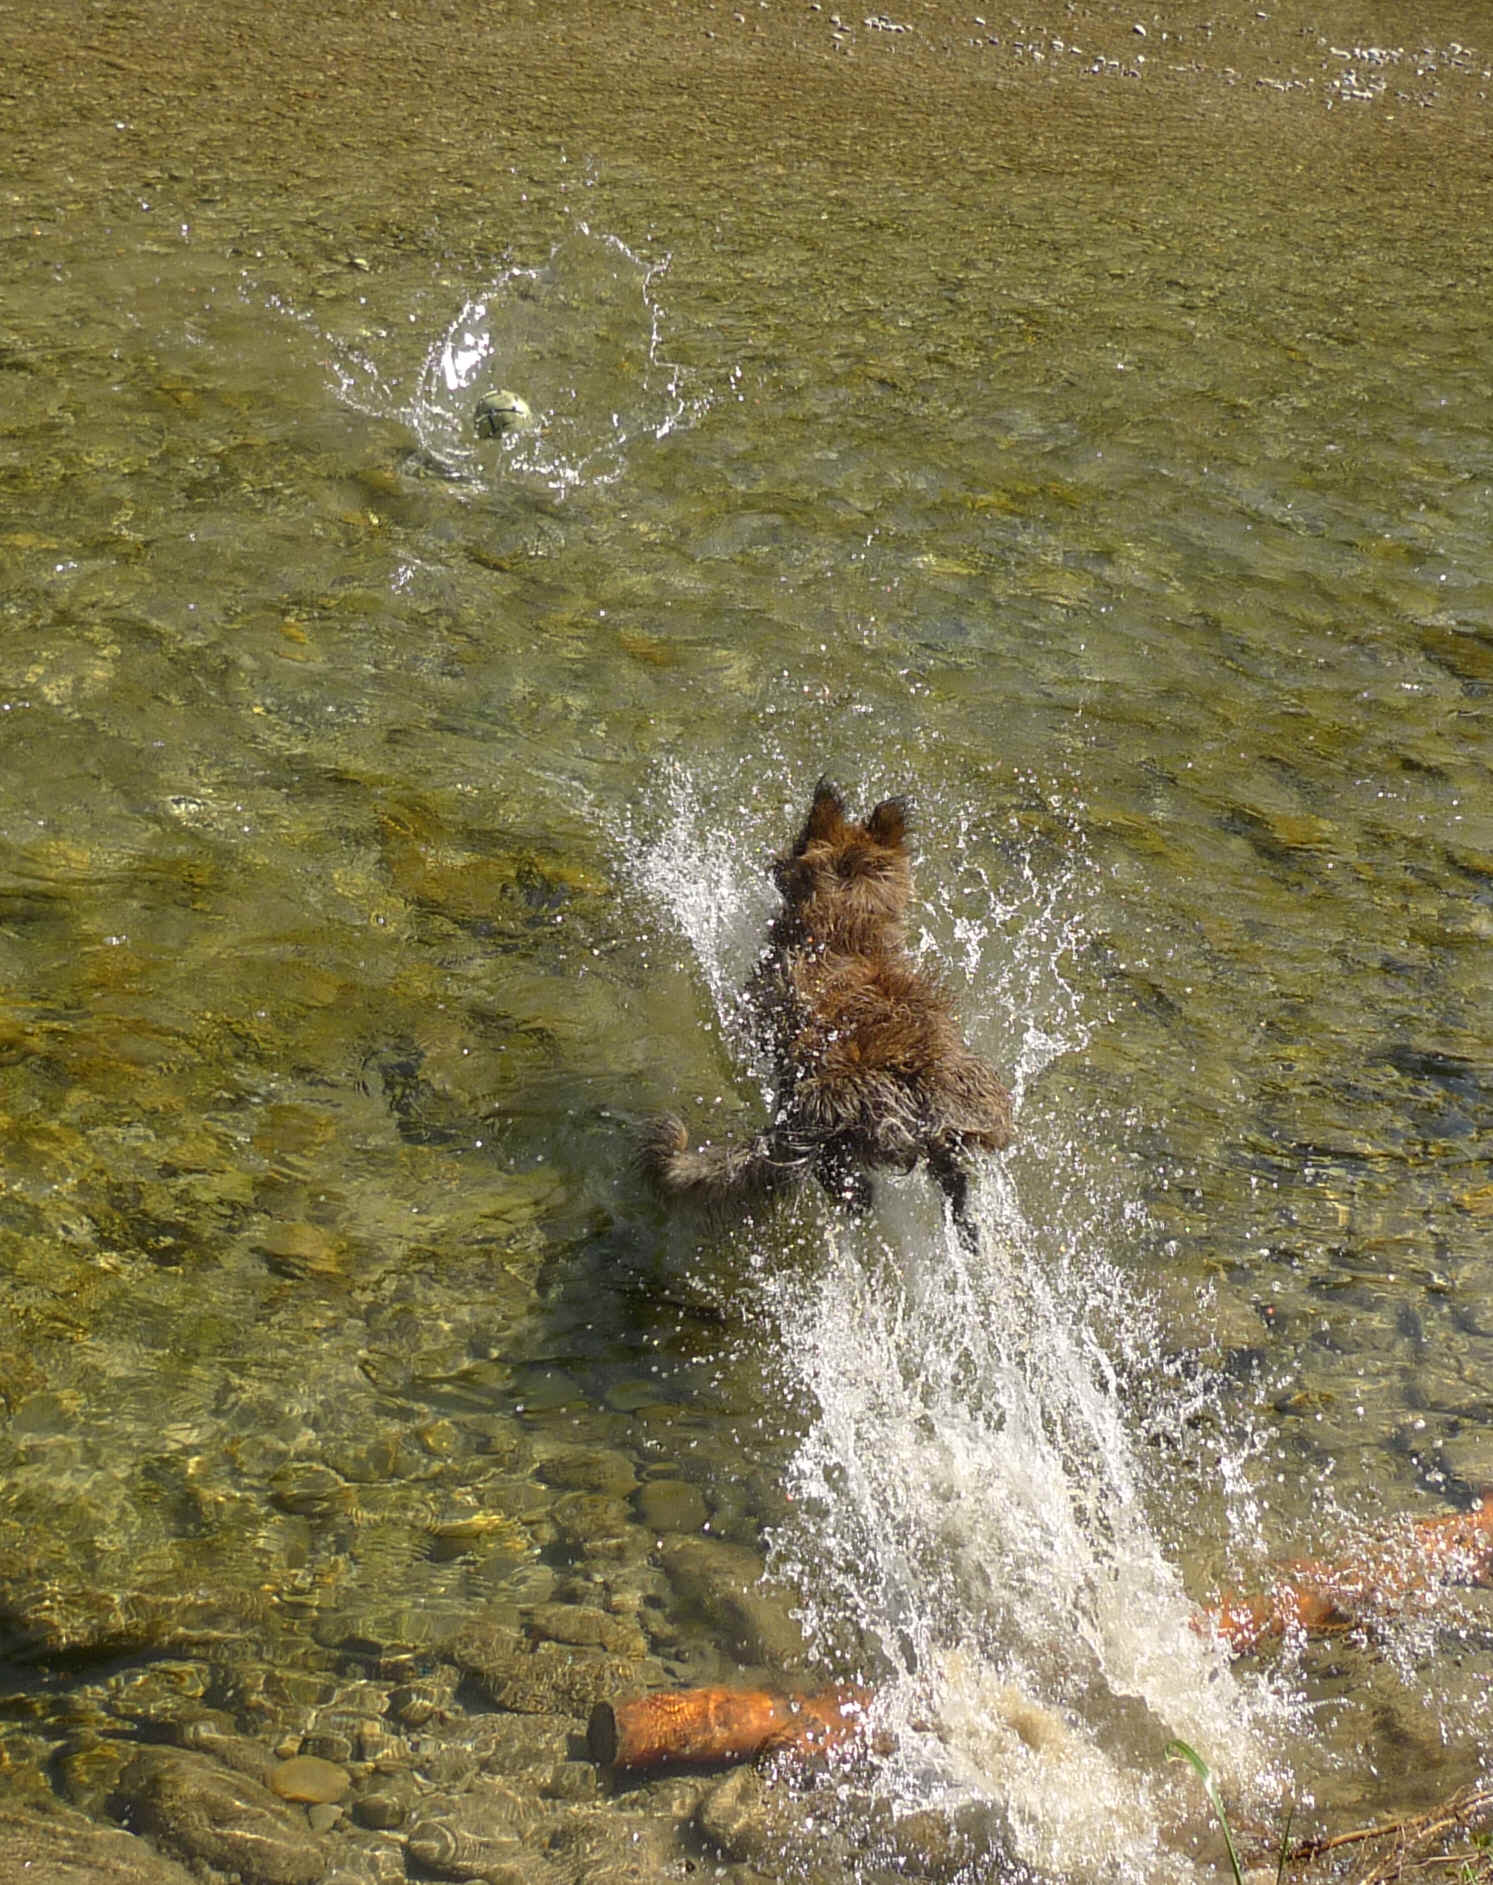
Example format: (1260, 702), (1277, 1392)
(772, 779), (912, 946)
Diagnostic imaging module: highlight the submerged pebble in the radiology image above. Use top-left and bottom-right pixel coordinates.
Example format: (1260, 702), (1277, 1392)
(350, 1767), (417, 1830)
(451, 1615), (656, 1716)
(171, 1715), (279, 1783)
(388, 1672), (456, 1726)
(0, 1797), (200, 1883)
(406, 1816), (524, 1882)
(255, 1220), (347, 1280)
(526, 1600), (648, 1658)
(56, 1735), (132, 1816)
(269, 1753), (351, 1804)
(117, 1748), (326, 1885)
(696, 1765), (774, 1864)
(534, 1444), (640, 1498)
(636, 1478), (708, 1533)
(660, 1535), (811, 1668)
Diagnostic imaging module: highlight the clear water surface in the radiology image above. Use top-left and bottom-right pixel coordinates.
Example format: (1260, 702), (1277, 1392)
(2, 4), (1491, 1877)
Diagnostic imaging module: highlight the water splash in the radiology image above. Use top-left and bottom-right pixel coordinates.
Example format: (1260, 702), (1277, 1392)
(625, 760), (1291, 1881)
(764, 1204), (1277, 1881)
(626, 762), (778, 1078)
(285, 224), (707, 497)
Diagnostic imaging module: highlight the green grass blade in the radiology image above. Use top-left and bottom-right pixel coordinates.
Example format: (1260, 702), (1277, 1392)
(1275, 1795), (1295, 1885)
(1165, 1737), (1246, 1885)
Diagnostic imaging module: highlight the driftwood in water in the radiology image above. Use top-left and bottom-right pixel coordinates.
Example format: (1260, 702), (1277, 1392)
(591, 1499), (1493, 1773)
(588, 1683), (873, 1771)
(1195, 1497), (1493, 1652)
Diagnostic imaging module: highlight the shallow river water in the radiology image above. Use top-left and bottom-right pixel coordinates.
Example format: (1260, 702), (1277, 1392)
(3, 2), (1492, 1880)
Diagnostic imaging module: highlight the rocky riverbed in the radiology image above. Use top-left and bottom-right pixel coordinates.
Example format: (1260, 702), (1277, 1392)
(4, 0), (1491, 1880)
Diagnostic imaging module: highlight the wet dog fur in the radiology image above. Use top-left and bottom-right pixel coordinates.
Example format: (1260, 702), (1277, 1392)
(642, 780), (1013, 1245)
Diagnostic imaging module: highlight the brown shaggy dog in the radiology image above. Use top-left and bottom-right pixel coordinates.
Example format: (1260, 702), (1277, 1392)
(643, 780), (1014, 1246)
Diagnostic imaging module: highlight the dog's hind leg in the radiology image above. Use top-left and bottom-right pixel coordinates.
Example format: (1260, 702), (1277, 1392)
(925, 1140), (980, 1252)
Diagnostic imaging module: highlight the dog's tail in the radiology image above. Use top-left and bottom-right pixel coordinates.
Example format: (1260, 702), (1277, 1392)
(640, 1114), (814, 1203)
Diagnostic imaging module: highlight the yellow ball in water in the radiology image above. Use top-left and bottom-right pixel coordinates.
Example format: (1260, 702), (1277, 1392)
(473, 389), (535, 438)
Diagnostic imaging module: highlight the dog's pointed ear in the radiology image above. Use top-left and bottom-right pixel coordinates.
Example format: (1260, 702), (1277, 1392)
(867, 797), (910, 848)
(801, 778), (848, 847)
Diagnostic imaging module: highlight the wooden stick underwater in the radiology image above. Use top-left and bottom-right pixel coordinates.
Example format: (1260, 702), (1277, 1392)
(590, 1497), (1493, 1772)
(1195, 1496), (1493, 1652)
(589, 1683), (875, 1771)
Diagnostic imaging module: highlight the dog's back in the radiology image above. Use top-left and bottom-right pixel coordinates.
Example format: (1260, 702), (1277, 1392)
(644, 781), (1012, 1241)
